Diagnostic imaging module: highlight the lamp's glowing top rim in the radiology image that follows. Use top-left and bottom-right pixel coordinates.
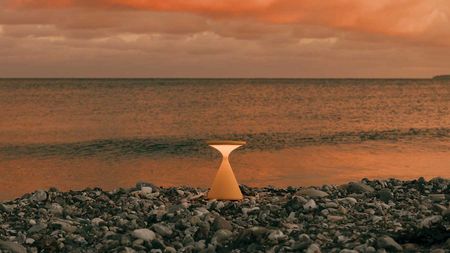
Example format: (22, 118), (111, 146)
(206, 140), (246, 145)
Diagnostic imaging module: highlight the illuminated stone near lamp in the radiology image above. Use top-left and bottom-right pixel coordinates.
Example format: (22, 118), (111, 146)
(207, 140), (245, 200)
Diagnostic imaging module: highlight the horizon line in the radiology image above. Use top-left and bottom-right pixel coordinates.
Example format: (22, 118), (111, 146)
(0, 77), (440, 80)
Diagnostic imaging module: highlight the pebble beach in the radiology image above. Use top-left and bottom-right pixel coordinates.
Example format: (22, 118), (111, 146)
(0, 178), (449, 253)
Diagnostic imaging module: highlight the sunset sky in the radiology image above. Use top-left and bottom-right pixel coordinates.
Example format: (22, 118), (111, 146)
(1, 0), (450, 78)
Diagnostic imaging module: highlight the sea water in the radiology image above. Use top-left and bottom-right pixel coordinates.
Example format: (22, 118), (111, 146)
(0, 78), (449, 199)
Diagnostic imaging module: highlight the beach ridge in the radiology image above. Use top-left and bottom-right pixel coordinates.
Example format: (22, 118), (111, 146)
(0, 178), (449, 252)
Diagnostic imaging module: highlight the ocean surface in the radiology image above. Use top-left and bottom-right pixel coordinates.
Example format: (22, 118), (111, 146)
(0, 78), (449, 200)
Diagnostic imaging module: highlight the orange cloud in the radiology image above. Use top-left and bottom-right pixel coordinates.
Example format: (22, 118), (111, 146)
(1, 0), (450, 77)
(5, 0), (450, 45)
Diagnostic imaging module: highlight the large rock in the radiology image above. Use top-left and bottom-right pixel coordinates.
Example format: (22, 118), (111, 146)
(0, 240), (27, 253)
(346, 182), (374, 194)
(132, 229), (156, 241)
(376, 236), (402, 251)
(296, 188), (329, 198)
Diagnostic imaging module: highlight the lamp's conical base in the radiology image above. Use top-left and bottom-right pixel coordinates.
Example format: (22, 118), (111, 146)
(207, 158), (243, 200)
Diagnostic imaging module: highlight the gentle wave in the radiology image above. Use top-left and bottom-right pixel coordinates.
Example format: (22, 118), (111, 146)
(0, 127), (449, 159)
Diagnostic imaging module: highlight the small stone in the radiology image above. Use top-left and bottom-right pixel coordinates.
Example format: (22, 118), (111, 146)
(242, 207), (260, 215)
(52, 219), (77, 233)
(443, 208), (450, 218)
(268, 230), (285, 241)
(30, 190), (47, 202)
(430, 249), (445, 253)
(337, 235), (348, 243)
(346, 182), (374, 194)
(132, 239), (144, 246)
(0, 240), (27, 253)
(445, 238), (450, 248)
(136, 181), (159, 191)
(365, 246), (376, 253)
(305, 243), (321, 253)
(249, 226), (269, 237)
(49, 203), (64, 216)
(152, 223), (172, 237)
(402, 243), (418, 252)
(286, 211), (297, 222)
(372, 216), (383, 223)
(25, 238), (35, 245)
(213, 229), (232, 244)
(338, 206), (348, 214)
(212, 216), (233, 231)
(296, 188), (329, 198)
(140, 187), (153, 194)
(29, 219), (36, 225)
(339, 197), (357, 205)
(0, 203), (14, 212)
(132, 229), (156, 241)
(303, 199), (317, 210)
(354, 244), (376, 253)
(377, 189), (393, 203)
(121, 247), (136, 253)
(417, 176), (426, 185)
(292, 234), (312, 250)
(339, 250), (358, 253)
(28, 223), (47, 233)
(420, 215), (442, 228)
(91, 218), (105, 226)
(434, 204), (447, 213)
(376, 235), (402, 252)
(327, 215), (345, 222)
(429, 194), (446, 201)
(164, 246), (177, 253)
(197, 221), (210, 238)
(325, 202), (338, 208)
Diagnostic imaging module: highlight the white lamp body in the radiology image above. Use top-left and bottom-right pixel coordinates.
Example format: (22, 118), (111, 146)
(207, 141), (245, 200)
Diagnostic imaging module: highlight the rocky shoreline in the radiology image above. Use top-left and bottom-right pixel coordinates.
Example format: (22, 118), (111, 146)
(0, 178), (449, 253)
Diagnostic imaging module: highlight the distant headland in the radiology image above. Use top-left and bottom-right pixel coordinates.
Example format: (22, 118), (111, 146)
(432, 75), (450, 80)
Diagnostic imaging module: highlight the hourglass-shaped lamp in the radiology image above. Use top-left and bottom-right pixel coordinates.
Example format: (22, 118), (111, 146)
(207, 140), (245, 200)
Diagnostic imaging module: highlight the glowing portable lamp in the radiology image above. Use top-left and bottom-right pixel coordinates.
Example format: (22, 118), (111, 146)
(206, 140), (245, 200)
